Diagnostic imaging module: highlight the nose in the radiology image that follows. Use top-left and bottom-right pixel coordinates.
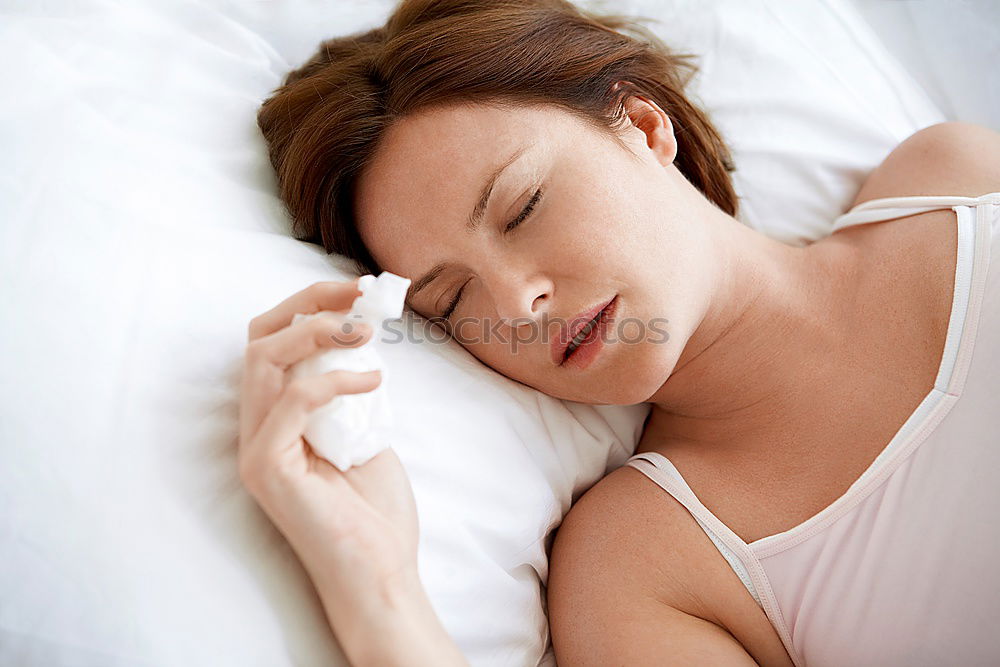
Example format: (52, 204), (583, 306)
(492, 272), (552, 327)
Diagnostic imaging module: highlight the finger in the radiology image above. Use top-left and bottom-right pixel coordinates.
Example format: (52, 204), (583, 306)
(247, 312), (374, 371)
(241, 314), (374, 440)
(244, 369), (383, 473)
(248, 279), (364, 341)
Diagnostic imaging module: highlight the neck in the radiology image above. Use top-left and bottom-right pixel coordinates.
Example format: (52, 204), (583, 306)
(644, 203), (863, 453)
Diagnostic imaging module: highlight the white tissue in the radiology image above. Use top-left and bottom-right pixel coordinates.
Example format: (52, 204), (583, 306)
(287, 271), (411, 471)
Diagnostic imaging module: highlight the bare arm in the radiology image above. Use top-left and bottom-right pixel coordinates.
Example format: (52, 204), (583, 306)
(548, 467), (791, 666)
(550, 590), (758, 666)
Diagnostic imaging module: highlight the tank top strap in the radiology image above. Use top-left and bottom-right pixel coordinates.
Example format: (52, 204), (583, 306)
(625, 451), (763, 605)
(625, 451), (800, 660)
(832, 192), (1000, 232)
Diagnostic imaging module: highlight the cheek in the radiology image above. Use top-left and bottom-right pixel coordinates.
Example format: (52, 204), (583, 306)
(565, 176), (647, 250)
(458, 335), (528, 384)
(532, 196), (619, 269)
(561, 204), (647, 286)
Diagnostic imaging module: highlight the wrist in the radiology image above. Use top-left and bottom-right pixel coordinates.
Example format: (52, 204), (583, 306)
(357, 571), (464, 667)
(313, 563), (466, 667)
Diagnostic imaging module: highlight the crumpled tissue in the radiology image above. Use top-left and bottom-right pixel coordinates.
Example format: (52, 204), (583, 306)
(287, 271), (411, 471)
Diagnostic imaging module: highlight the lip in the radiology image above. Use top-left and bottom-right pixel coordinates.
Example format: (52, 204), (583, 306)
(552, 294), (618, 367)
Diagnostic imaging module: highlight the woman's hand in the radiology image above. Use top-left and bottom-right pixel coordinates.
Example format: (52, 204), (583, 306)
(238, 279), (466, 666)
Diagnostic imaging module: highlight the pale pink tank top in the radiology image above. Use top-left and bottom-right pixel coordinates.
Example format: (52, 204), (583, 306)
(625, 192), (1000, 666)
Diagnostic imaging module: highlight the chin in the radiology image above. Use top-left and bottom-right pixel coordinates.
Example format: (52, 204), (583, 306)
(606, 378), (666, 405)
(558, 355), (671, 405)
(609, 348), (678, 404)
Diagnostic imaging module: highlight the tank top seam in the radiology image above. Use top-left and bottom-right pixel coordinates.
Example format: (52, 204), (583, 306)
(947, 201), (994, 394)
(933, 205), (978, 393)
(624, 454), (803, 666)
(752, 389), (959, 558)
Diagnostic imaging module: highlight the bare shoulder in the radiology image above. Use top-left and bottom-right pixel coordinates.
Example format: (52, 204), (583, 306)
(844, 123), (998, 333)
(851, 122), (1000, 208)
(547, 465), (793, 666)
(549, 465), (715, 619)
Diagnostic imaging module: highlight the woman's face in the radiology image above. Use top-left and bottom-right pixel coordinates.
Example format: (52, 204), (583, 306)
(354, 99), (716, 404)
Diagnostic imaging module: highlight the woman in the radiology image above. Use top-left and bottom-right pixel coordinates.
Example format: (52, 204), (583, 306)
(240, 0), (1000, 664)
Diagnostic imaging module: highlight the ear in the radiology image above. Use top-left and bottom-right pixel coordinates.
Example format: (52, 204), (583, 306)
(612, 82), (677, 167)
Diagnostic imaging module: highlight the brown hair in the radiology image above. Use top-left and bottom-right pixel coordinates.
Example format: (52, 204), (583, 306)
(257, 0), (737, 275)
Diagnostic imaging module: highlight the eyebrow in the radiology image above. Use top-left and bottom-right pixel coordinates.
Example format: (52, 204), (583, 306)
(467, 145), (528, 232)
(406, 145), (528, 308)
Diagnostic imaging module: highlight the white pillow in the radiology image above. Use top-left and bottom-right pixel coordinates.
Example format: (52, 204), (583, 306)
(849, 0), (1000, 129)
(605, 0), (944, 246)
(0, 1), (943, 666)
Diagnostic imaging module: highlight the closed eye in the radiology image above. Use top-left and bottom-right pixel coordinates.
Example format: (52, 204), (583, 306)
(442, 187), (543, 320)
(441, 280), (467, 320)
(503, 187), (543, 234)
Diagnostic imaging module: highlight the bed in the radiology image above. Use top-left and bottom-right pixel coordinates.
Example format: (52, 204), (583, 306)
(1, 0), (996, 664)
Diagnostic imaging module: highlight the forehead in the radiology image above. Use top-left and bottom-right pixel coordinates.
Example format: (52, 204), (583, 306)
(353, 103), (580, 271)
(359, 103), (523, 222)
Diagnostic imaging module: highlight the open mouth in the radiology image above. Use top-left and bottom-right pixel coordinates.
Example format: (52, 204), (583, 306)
(561, 295), (618, 366)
